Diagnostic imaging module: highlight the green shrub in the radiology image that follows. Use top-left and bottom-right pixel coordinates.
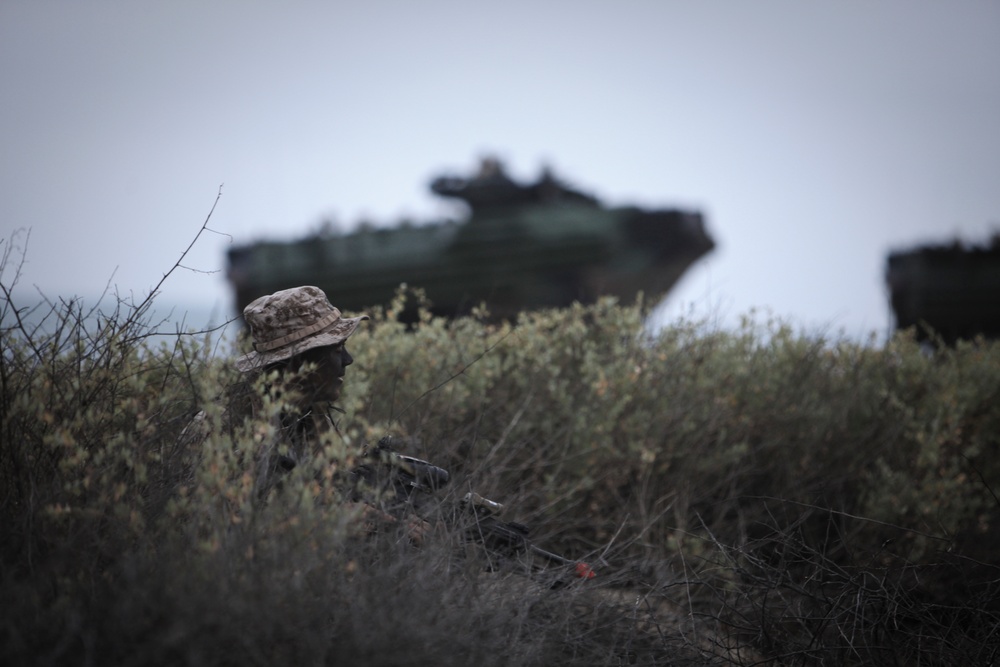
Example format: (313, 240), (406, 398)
(3, 252), (999, 665)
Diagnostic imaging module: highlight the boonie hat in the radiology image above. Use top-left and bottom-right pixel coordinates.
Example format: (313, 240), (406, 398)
(235, 286), (368, 373)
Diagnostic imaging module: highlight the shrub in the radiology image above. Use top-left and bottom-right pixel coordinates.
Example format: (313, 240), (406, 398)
(3, 241), (999, 665)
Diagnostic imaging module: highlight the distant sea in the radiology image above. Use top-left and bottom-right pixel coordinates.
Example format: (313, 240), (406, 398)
(2, 295), (242, 356)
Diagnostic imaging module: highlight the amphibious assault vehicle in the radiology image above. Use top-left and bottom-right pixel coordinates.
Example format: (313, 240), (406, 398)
(227, 158), (715, 321)
(886, 233), (1000, 344)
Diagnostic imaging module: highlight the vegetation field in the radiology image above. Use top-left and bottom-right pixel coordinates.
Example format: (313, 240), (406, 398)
(3, 240), (1000, 665)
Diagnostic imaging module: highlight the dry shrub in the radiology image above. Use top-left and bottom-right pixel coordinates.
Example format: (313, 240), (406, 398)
(3, 241), (1000, 665)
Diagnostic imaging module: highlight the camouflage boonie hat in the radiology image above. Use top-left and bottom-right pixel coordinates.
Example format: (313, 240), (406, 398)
(234, 286), (368, 373)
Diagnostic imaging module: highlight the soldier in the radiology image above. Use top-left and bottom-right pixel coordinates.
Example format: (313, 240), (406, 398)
(184, 285), (427, 539)
(179, 286), (366, 500)
(234, 285), (367, 480)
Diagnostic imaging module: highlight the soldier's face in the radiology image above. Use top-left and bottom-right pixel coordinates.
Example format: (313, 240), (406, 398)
(286, 343), (353, 403)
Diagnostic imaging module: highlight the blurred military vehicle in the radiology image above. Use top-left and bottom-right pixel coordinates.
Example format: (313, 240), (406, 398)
(886, 233), (1000, 344)
(227, 158), (715, 321)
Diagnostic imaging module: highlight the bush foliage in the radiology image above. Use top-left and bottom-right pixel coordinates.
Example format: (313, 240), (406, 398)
(3, 260), (999, 664)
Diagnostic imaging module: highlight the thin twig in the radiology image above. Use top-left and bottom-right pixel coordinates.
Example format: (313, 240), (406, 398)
(390, 326), (515, 423)
(130, 184), (225, 320)
(745, 495), (952, 543)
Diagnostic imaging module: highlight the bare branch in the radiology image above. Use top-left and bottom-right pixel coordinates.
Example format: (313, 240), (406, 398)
(177, 265), (221, 275)
(130, 184), (224, 318)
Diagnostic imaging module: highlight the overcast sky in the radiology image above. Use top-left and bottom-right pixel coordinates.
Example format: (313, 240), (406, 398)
(2, 1), (997, 340)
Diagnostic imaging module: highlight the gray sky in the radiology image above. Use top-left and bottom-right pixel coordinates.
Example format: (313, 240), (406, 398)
(2, 1), (998, 339)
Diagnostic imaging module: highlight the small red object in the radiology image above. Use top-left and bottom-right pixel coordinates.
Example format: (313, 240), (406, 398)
(575, 562), (596, 579)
